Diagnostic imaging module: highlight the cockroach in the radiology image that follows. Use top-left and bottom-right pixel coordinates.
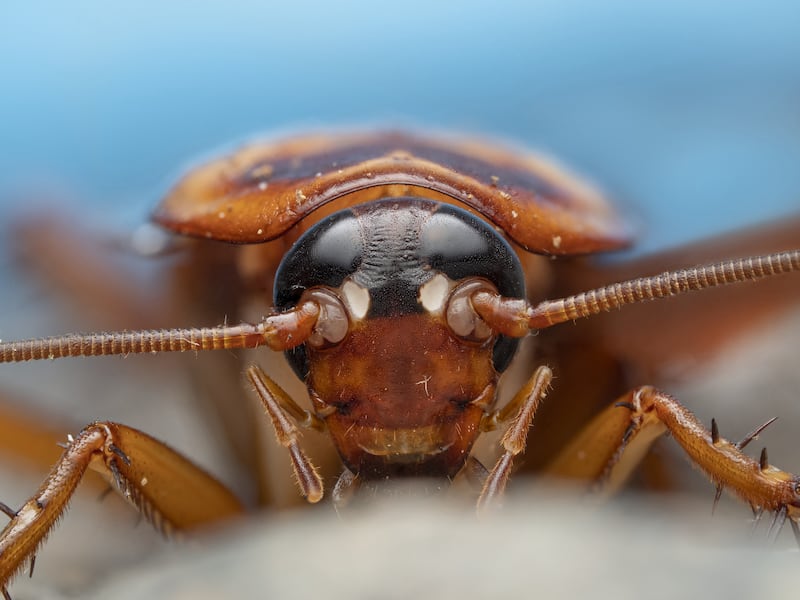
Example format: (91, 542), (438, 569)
(0, 131), (797, 597)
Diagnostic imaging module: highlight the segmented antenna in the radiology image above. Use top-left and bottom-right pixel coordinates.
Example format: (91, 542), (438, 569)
(0, 302), (320, 363)
(1, 251), (797, 362)
(527, 250), (800, 329)
(0, 324), (264, 362)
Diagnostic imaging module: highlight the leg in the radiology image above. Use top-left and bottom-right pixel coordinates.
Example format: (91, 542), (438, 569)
(547, 386), (800, 530)
(0, 421), (244, 596)
(477, 365), (552, 512)
(246, 364), (325, 503)
(543, 391), (667, 498)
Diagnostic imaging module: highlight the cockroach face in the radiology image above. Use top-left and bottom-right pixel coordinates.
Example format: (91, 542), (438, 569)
(274, 198), (525, 478)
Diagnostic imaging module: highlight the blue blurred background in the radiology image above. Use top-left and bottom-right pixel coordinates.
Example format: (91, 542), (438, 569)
(1, 0), (798, 254)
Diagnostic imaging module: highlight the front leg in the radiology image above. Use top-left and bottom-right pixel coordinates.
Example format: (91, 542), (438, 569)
(247, 364), (325, 503)
(477, 365), (553, 512)
(0, 421), (245, 595)
(547, 386), (800, 537)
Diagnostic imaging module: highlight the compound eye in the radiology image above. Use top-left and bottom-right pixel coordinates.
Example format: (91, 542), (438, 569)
(445, 279), (497, 343)
(300, 288), (350, 348)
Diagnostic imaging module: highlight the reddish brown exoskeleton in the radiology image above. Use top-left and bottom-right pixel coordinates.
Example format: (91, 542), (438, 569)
(0, 131), (798, 596)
